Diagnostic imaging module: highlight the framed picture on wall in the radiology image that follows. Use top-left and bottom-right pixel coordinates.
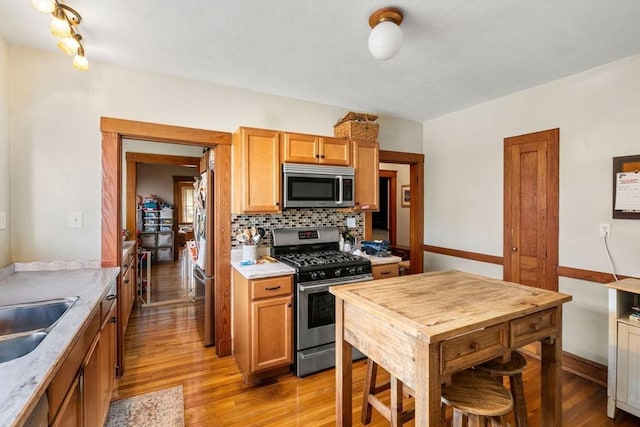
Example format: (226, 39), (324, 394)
(401, 185), (410, 208)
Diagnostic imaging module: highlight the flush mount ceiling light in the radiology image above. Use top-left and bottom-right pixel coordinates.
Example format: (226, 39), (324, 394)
(368, 7), (404, 60)
(32, 0), (89, 71)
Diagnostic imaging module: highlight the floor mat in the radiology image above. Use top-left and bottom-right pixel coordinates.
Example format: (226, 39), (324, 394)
(106, 385), (184, 427)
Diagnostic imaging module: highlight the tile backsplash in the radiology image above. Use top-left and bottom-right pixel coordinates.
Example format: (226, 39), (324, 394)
(231, 209), (364, 249)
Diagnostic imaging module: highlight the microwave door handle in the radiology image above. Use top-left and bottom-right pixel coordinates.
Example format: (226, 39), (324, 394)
(336, 176), (343, 205)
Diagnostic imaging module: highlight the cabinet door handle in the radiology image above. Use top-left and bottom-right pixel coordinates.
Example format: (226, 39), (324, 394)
(287, 303), (292, 307)
(111, 316), (117, 323)
(265, 286), (281, 291)
(124, 279), (129, 284)
(106, 294), (116, 300)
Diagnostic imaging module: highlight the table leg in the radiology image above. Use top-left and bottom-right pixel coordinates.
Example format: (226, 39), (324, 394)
(541, 306), (563, 427)
(335, 297), (352, 426)
(413, 341), (441, 426)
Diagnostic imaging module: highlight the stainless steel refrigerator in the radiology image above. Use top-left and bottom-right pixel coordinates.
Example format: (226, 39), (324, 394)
(193, 154), (215, 346)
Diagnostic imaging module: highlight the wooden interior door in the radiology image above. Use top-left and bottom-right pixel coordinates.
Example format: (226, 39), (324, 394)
(504, 129), (559, 291)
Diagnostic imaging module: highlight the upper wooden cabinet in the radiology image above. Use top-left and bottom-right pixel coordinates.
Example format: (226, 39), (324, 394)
(281, 132), (350, 166)
(352, 140), (379, 211)
(233, 127), (281, 213)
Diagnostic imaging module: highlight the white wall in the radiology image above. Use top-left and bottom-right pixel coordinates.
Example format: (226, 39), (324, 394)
(0, 37), (9, 266)
(7, 47), (423, 263)
(137, 164), (197, 206)
(380, 163), (410, 247)
(423, 55), (640, 365)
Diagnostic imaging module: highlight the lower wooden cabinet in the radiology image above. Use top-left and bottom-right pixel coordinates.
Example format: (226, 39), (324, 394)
(118, 244), (136, 377)
(233, 269), (293, 384)
(82, 333), (101, 426)
(372, 263), (399, 280)
(99, 303), (117, 419)
(50, 373), (82, 427)
(48, 292), (118, 427)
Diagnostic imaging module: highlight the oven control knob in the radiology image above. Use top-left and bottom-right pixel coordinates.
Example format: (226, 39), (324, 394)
(310, 272), (318, 280)
(357, 266), (363, 273)
(319, 271), (325, 278)
(348, 267), (356, 275)
(335, 268), (341, 277)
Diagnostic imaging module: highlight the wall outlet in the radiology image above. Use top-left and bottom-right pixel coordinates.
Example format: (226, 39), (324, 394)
(68, 211), (83, 228)
(599, 223), (611, 238)
(346, 217), (356, 229)
(0, 211), (6, 230)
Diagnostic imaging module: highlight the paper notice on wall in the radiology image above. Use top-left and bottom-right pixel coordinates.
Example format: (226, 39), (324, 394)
(615, 172), (640, 212)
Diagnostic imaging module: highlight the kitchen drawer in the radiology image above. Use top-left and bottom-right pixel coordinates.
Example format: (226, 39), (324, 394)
(372, 263), (399, 280)
(250, 276), (293, 300)
(440, 323), (507, 376)
(122, 250), (134, 270)
(510, 307), (558, 348)
(101, 281), (117, 323)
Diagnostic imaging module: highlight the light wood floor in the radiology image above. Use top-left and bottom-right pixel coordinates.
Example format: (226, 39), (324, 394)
(143, 248), (191, 303)
(115, 301), (640, 426)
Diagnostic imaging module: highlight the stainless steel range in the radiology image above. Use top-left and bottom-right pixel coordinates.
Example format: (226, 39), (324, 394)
(272, 227), (372, 377)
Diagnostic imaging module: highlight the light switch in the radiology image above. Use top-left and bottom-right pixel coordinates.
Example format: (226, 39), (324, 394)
(68, 211), (83, 228)
(346, 217), (356, 228)
(0, 211), (6, 230)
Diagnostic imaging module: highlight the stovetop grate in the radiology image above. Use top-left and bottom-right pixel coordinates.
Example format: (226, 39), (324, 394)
(277, 250), (366, 268)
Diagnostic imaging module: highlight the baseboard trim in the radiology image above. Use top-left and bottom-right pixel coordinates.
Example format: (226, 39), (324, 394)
(519, 346), (607, 387)
(562, 352), (608, 387)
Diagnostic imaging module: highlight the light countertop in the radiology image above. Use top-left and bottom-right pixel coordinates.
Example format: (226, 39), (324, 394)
(0, 267), (120, 427)
(230, 248), (401, 278)
(231, 249), (295, 279)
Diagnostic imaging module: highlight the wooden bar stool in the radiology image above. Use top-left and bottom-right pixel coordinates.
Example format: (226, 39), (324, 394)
(441, 369), (513, 427)
(362, 359), (512, 426)
(475, 351), (529, 427)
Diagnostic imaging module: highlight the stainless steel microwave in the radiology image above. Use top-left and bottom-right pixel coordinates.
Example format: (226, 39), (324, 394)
(282, 163), (355, 208)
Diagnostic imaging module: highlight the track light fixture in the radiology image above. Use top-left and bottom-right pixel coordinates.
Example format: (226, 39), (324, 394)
(32, 0), (88, 71)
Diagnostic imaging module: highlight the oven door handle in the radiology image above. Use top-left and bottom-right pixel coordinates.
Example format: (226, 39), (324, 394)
(298, 283), (331, 293)
(336, 176), (343, 205)
(299, 347), (335, 359)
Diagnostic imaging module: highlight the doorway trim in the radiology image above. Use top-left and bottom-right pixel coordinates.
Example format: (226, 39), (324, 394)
(376, 170), (398, 246)
(100, 117), (232, 369)
(370, 150), (425, 274)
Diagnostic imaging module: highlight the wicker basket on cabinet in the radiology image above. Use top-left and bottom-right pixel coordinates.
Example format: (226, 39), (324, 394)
(334, 111), (379, 142)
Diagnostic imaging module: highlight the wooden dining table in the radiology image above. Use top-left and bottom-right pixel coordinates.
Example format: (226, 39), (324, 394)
(331, 270), (572, 426)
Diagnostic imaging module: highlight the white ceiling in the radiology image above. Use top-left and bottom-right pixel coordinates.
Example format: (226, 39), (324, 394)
(1, 0), (639, 122)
